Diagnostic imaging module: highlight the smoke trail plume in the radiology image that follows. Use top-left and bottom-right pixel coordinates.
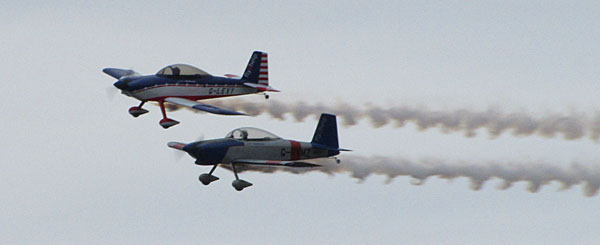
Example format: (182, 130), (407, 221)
(221, 155), (600, 197)
(165, 99), (600, 141)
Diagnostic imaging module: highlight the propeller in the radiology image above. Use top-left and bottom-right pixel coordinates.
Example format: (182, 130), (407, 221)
(105, 86), (119, 100)
(103, 67), (138, 100)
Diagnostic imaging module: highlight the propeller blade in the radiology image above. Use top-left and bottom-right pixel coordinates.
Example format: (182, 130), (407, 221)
(106, 86), (118, 100)
(173, 150), (186, 161)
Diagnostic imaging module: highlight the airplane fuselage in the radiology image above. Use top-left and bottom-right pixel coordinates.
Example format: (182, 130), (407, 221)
(183, 138), (338, 166)
(116, 75), (259, 102)
(168, 113), (346, 191)
(106, 52), (272, 129)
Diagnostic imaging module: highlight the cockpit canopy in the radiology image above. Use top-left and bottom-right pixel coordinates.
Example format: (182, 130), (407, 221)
(156, 64), (211, 77)
(225, 127), (280, 141)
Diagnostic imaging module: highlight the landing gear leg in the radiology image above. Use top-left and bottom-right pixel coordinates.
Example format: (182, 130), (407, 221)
(128, 101), (149, 117)
(231, 163), (252, 191)
(198, 164), (220, 185)
(158, 100), (179, 129)
(334, 157), (341, 164)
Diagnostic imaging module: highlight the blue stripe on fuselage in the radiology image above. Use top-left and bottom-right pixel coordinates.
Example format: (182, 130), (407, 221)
(124, 75), (247, 92)
(189, 138), (244, 165)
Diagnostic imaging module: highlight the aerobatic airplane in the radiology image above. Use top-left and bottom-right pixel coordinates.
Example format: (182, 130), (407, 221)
(168, 113), (350, 191)
(103, 51), (278, 129)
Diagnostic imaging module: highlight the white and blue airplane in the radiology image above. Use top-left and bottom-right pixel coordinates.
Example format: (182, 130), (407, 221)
(168, 113), (350, 191)
(103, 51), (278, 129)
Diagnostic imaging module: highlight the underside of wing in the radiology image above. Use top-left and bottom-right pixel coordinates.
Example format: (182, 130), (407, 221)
(164, 97), (246, 115)
(233, 159), (320, 168)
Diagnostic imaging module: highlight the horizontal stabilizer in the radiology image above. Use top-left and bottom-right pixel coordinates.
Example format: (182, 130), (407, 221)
(311, 143), (352, 152)
(233, 159), (320, 168)
(102, 68), (140, 79)
(164, 97), (246, 116)
(243, 82), (280, 92)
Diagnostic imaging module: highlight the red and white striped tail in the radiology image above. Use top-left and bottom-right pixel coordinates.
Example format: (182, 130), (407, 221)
(258, 53), (268, 85)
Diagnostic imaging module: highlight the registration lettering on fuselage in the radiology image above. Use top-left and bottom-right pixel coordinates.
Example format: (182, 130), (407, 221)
(302, 149), (311, 157)
(280, 148), (312, 157)
(209, 87), (235, 95)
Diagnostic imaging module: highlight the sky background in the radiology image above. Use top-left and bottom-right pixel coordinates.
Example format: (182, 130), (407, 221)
(2, 1), (600, 244)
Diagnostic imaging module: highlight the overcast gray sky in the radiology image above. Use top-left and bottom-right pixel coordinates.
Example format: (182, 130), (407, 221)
(2, 1), (600, 244)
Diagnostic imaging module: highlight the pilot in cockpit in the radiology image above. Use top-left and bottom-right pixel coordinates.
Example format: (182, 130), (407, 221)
(172, 66), (180, 76)
(240, 130), (248, 140)
(229, 129), (248, 140)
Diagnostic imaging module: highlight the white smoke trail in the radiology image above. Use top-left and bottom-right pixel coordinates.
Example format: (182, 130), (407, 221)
(165, 99), (600, 141)
(221, 155), (600, 197)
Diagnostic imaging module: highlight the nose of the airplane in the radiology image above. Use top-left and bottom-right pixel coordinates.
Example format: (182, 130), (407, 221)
(182, 142), (203, 160)
(182, 143), (195, 153)
(113, 80), (128, 90)
(180, 140), (241, 165)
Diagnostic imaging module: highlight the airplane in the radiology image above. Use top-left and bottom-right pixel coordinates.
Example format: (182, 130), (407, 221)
(103, 51), (279, 129)
(168, 113), (350, 191)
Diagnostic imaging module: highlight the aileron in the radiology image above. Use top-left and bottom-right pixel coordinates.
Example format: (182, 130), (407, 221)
(164, 97), (246, 116)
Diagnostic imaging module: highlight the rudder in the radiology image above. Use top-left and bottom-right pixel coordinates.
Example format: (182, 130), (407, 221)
(242, 51), (268, 85)
(311, 113), (339, 149)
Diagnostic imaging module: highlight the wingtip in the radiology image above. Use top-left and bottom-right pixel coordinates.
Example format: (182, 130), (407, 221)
(225, 111), (247, 116)
(167, 142), (186, 150)
(286, 162), (321, 168)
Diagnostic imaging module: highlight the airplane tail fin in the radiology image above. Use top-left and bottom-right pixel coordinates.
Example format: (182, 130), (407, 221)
(311, 113), (340, 150)
(242, 51), (268, 85)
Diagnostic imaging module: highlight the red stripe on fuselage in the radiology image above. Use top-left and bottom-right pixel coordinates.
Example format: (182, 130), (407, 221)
(290, 140), (301, 161)
(133, 83), (245, 93)
(131, 83), (257, 101)
(145, 94), (240, 102)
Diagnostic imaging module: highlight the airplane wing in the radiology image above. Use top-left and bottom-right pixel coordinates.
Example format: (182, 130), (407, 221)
(233, 159), (320, 168)
(164, 97), (246, 115)
(167, 141), (186, 150)
(102, 68), (140, 79)
(243, 82), (280, 92)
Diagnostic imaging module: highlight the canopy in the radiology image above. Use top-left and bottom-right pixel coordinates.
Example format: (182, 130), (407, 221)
(225, 127), (280, 141)
(156, 64), (210, 77)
